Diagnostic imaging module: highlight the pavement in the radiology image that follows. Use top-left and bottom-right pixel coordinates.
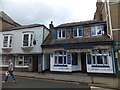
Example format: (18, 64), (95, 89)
(2, 71), (119, 90)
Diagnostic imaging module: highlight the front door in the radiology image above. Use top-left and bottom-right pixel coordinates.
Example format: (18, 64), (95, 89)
(33, 56), (38, 72)
(81, 52), (87, 73)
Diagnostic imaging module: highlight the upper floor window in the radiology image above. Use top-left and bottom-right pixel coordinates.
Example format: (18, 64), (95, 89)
(91, 25), (104, 36)
(57, 29), (66, 39)
(3, 34), (13, 48)
(73, 27), (83, 38)
(22, 32), (34, 47)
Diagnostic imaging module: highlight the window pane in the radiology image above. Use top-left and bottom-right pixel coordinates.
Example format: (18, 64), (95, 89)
(58, 57), (63, 64)
(24, 56), (30, 66)
(55, 57), (57, 64)
(23, 34), (29, 46)
(97, 56), (103, 64)
(92, 56), (96, 64)
(96, 26), (102, 35)
(9, 36), (12, 47)
(62, 30), (65, 37)
(64, 57), (66, 64)
(73, 28), (77, 37)
(79, 28), (83, 36)
(104, 56), (108, 64)
(91, 27), (96, 36)
(30, 34), (33, 46)
(58, 30), (61, 38)
(3, 36), (8, 47)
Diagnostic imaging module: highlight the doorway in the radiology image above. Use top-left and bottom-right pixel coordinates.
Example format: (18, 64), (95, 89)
(32, 56), (38, 72)
(81, 52), (87, 73)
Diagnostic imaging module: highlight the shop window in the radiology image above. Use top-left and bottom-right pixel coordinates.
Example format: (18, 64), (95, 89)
(72, 53), (78, 65)
(2, 56), (10, 65)
(54, 51), (67, 65)
(16, 56), (30, 66)
(90, 49), (109, 66)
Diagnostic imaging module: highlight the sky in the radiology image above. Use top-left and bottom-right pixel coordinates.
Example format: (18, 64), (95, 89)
(0, 0), (98, 28)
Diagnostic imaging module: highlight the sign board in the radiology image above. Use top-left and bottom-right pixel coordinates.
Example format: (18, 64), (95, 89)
(67, 55), (71, 64)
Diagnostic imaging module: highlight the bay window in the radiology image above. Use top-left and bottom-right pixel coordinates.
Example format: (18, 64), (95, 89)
(87, 50), (109, 66)
(22, 32), (34, 47)
(54, 51), (67, 65)
(3, 34), (13, 48)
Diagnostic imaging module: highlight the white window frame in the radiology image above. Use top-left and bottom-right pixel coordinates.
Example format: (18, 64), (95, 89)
(15, 56), (30, 67)
(3, 34), (13, 48)
(54, 51), (67, 65)
(91, 25), (104, 36)
(57, 29), (66, 39)
(91, 50), (109, 66)
(73, 27), (83, 38)
(22, 32), (34, 47)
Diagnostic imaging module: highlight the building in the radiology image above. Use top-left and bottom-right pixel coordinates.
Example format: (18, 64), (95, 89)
(0, 11), (21, 31)
(42, 20), (116, 74)
(0, 11), (50, 72)
(94, 0), (120, 77)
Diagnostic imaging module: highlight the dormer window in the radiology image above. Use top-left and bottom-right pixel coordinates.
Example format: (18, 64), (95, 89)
(73, 27), (83, 37)
(3, 34), (13, 49)
(22, 32), (34, 48)
(91, 25), (104, 36)
(57, 29), (66, 39)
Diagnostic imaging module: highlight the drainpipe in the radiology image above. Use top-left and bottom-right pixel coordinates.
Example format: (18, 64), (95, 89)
(106, 0), (113, 40)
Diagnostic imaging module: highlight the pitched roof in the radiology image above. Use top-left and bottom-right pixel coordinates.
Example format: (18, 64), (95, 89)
(0, 11), (20, 26)
(42, 20), (111, 48)
(2, 24), (49, 31)
(56, 20), (105, 28)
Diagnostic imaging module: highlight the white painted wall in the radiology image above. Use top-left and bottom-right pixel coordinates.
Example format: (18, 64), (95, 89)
(43, 54), (50, 71)
(2, 26), (49, 54)
(87, 55), (114, 73)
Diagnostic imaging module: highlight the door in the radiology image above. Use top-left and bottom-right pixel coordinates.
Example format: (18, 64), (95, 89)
(81, 52), (87, 73)
(28, 57), (33, 72)
(33, 56), (38, 72)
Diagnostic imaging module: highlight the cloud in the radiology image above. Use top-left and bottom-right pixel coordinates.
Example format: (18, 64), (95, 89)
(1, 0), (97, 27)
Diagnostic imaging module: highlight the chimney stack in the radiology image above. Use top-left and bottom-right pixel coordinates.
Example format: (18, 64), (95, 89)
(49, 21), (54, 30)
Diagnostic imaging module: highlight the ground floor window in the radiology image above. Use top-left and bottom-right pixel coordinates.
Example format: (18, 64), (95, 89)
(2, 56), (10, 65)
(87, 49), (109, 66)
(54, 51), (67, 65)
(72, 53), (78, 65)
(15, 56), (30, 66)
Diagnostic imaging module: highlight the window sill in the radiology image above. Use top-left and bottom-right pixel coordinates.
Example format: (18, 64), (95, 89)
(21, 46), (33, 50)
(15, 66), (29, 68)
(57, 38), (66, 40)
(54, 65), (68, 67)
(2, 47), (12, 50)
(73, 36), (83, 38)
(91, 65), (110, 68)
